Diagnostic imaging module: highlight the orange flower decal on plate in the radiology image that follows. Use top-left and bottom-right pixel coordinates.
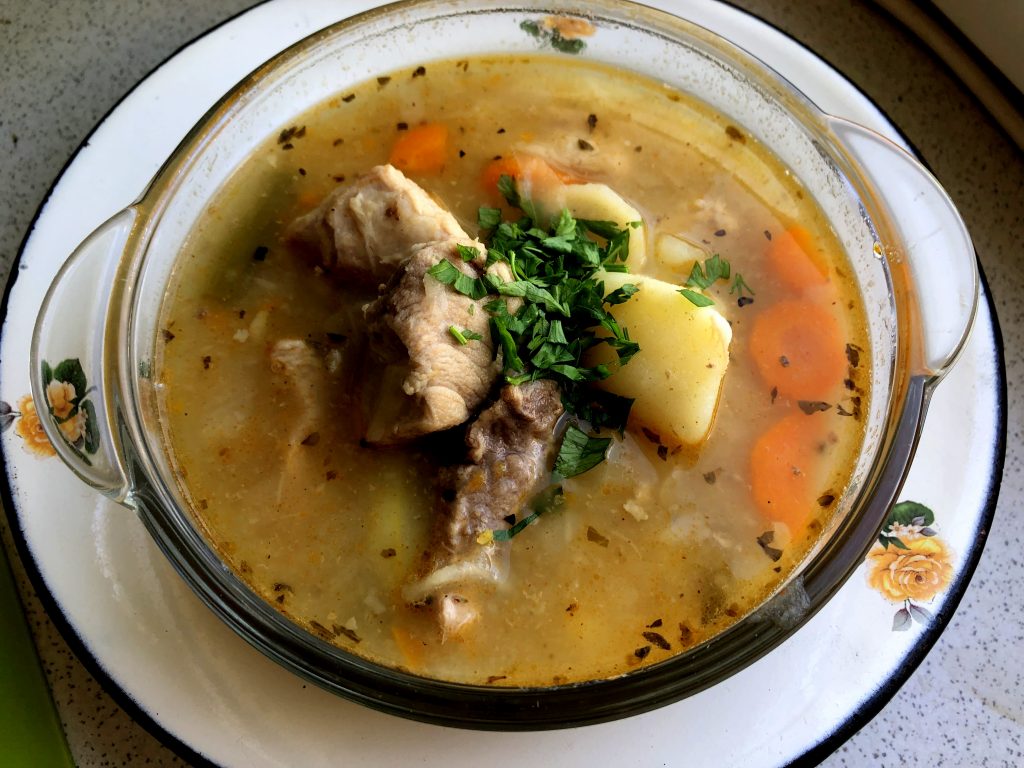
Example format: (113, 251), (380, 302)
(8, 395), (57, 457)
(867, 501), (953, 630)
(2, 358), (100, 463)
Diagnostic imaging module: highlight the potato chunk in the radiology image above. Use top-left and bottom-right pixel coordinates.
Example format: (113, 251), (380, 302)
(535, 182), (647, 269)
(592, 271), (732, 447)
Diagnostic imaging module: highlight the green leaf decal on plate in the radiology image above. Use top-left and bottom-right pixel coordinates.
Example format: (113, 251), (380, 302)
(52, 359), (88, 399)
(81, 400), (100, 454)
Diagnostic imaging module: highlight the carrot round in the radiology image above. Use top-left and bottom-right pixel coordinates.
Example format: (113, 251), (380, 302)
(388, 123), (449, 174)
(748, 299), (846, 400)
(480, 154), (581, 193)
(749, 412), (829, 530)
(766, 225), (829, 291)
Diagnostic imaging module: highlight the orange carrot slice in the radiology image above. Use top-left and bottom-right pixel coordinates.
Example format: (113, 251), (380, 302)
(749, 412), (829, 530)
(481, 157), (521, 191)
(748, 299), (846, 401)
(766, 226), (829, 291)
(480, 154), (581, 193)
(388, 123), (449, 174)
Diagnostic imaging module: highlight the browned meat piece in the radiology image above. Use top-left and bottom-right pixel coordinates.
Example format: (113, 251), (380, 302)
(287, 164), (467, 285)
(362, 239), (500, 445)
(442, 379), (565, 552)
(404, 380), (565, 637)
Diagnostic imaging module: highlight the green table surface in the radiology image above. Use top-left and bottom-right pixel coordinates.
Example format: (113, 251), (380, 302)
(0, 547), (73, 767)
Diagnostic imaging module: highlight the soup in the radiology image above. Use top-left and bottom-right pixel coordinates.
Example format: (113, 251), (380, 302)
(155, 55), (868, 685)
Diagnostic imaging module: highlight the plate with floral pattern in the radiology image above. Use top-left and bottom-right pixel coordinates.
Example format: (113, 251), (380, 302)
(0, 1), (1003, 766)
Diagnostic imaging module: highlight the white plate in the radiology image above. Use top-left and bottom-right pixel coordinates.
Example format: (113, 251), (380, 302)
(0, 1), (1003, 766)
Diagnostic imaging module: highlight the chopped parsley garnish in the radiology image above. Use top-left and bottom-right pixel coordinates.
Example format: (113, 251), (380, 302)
(428, 175), (643, 483)
(492, 485), (565, 541)
(678, 288), (715, 308)
(680, 253), (752, 306)
(426, 259), (490, 300)
(472, 175), (641, 400)
(477, 207), (502, 230)
(455, 244), (479, 262)
(555, 426), (611, 478)
(448, 326), (483, 345)
(730, 273), (755, 297)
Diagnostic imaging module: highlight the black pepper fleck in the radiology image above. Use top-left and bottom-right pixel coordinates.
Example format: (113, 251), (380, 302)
(725, 125), (745, 142)
(642, 631), (671, 650)
(798, 400), (831, 415)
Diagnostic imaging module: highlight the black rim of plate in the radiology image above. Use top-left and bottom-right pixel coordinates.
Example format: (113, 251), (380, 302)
(0, 1), (1006, 766)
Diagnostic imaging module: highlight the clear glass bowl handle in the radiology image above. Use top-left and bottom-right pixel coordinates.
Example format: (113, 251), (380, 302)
(29, 208), (136, 500)
(825, 116), (979, 378)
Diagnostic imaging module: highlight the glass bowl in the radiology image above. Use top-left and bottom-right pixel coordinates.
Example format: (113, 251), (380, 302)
(30, 0), (977, 729)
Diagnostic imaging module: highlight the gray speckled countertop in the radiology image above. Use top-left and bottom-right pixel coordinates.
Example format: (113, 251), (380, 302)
(1, 0), (1021, 765)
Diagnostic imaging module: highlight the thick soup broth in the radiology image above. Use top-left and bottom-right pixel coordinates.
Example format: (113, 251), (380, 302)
(157, 56), (868, 685)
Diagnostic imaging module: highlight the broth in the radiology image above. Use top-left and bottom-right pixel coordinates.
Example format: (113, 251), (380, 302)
(156, 56), (868, 685)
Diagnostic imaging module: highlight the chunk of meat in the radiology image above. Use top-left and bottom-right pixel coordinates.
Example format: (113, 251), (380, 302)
(403, 380), (565, 638)
(362, 240), (500, 444)
(442, 380), (565, 552)
(287, 164), (467, 284)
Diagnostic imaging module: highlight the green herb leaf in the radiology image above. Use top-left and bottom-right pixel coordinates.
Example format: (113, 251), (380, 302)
(555, 426), (612, 477)
(730, 272), (755, 296)
(679, 288), (715, 307)
(704, 253), (730, 283)
(605, 283), (638, 305)
(491, 316), (524, 372)
(686, 254), (729, 287)
(426, 259), (489, 300)
(492, 485), (564, 540)
(456, 244), (479, 262)
(448, 326), (483, 345)
(477, 207), (502, 230)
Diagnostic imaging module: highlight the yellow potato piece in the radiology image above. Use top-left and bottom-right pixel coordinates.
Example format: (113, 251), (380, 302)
(535, 182), (647, 269)
(655, 232), (706, 272)
(592, 271), (732, 447)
